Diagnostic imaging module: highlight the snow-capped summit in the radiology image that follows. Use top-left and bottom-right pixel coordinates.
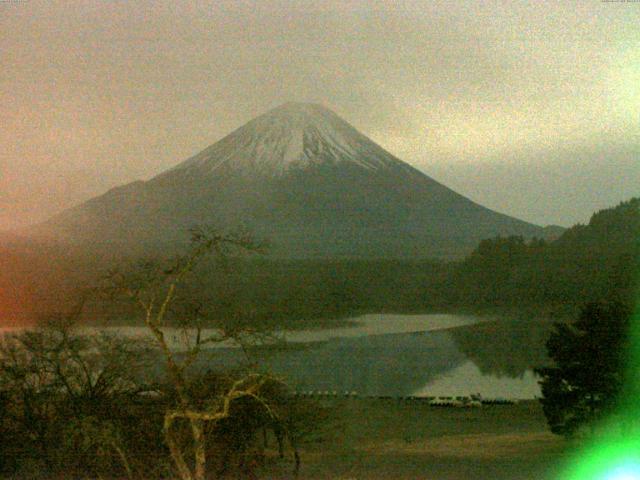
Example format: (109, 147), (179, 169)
(168, 102), (405, 177)
(36, 103), (545, 258)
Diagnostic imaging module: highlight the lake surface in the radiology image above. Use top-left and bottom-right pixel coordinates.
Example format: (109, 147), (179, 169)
(189, 314), (553, 399)
(0, 313), (553, 399)
(60, 312), (483, 346)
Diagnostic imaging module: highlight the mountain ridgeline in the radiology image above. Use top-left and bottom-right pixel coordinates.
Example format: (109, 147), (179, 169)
(32, 103), (544, 259)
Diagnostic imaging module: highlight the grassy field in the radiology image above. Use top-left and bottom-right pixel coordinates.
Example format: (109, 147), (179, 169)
(263, 398), (572, 480)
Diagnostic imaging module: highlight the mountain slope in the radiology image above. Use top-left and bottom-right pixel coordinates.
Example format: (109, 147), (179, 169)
(33, 102), (545, 259)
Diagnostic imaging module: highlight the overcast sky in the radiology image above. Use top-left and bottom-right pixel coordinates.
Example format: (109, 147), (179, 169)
(1, 0), (638, 229)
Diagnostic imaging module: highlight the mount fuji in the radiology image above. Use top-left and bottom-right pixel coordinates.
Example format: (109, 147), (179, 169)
(33, 102), (545, 258)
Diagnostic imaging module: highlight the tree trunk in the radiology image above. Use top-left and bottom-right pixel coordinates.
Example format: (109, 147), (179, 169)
(192, 418), (206, 480)
(164, 414), (194, 480)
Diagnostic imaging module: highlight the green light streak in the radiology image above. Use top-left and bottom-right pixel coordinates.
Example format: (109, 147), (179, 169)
(558, 302), (640, 480)
(560, 436), (640, 480)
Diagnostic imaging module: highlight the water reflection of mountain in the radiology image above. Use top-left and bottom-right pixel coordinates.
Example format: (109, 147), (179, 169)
(198, 330), (466, 397)
(448, 319), (554, 379)
(191, 318), (554, 397)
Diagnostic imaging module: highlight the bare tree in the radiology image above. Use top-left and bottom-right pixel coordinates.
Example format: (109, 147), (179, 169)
(0, 307), (152, 478)
(102, 226), (293, 480)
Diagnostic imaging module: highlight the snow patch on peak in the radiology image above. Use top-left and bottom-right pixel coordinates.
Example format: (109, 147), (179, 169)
(166, 103), (409, 178)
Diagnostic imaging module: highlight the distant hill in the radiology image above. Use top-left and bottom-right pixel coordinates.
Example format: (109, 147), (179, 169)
(449, 198), (640, 315)
(29, 102), (545, 259)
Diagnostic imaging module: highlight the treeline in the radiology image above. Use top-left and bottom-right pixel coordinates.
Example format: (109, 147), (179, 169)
(88, 258), (452, 329)
(2, 235), (454, 328)
(447, 198), (640, 316)
(3, 198), (639, 326)
(206, 258), (451, 327)
(162, 197), (640, 323)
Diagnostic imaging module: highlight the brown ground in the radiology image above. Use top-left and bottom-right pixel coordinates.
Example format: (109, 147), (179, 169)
(262, 399), (572, 479)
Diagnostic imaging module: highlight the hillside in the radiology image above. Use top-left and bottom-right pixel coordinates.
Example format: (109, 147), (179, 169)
(448, 198), (640, 314)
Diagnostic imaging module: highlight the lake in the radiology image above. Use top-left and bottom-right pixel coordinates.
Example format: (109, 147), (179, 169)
(63, 312), (482, 346)
(0, 313), (553, 399)
(186, 314), (553, 400)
